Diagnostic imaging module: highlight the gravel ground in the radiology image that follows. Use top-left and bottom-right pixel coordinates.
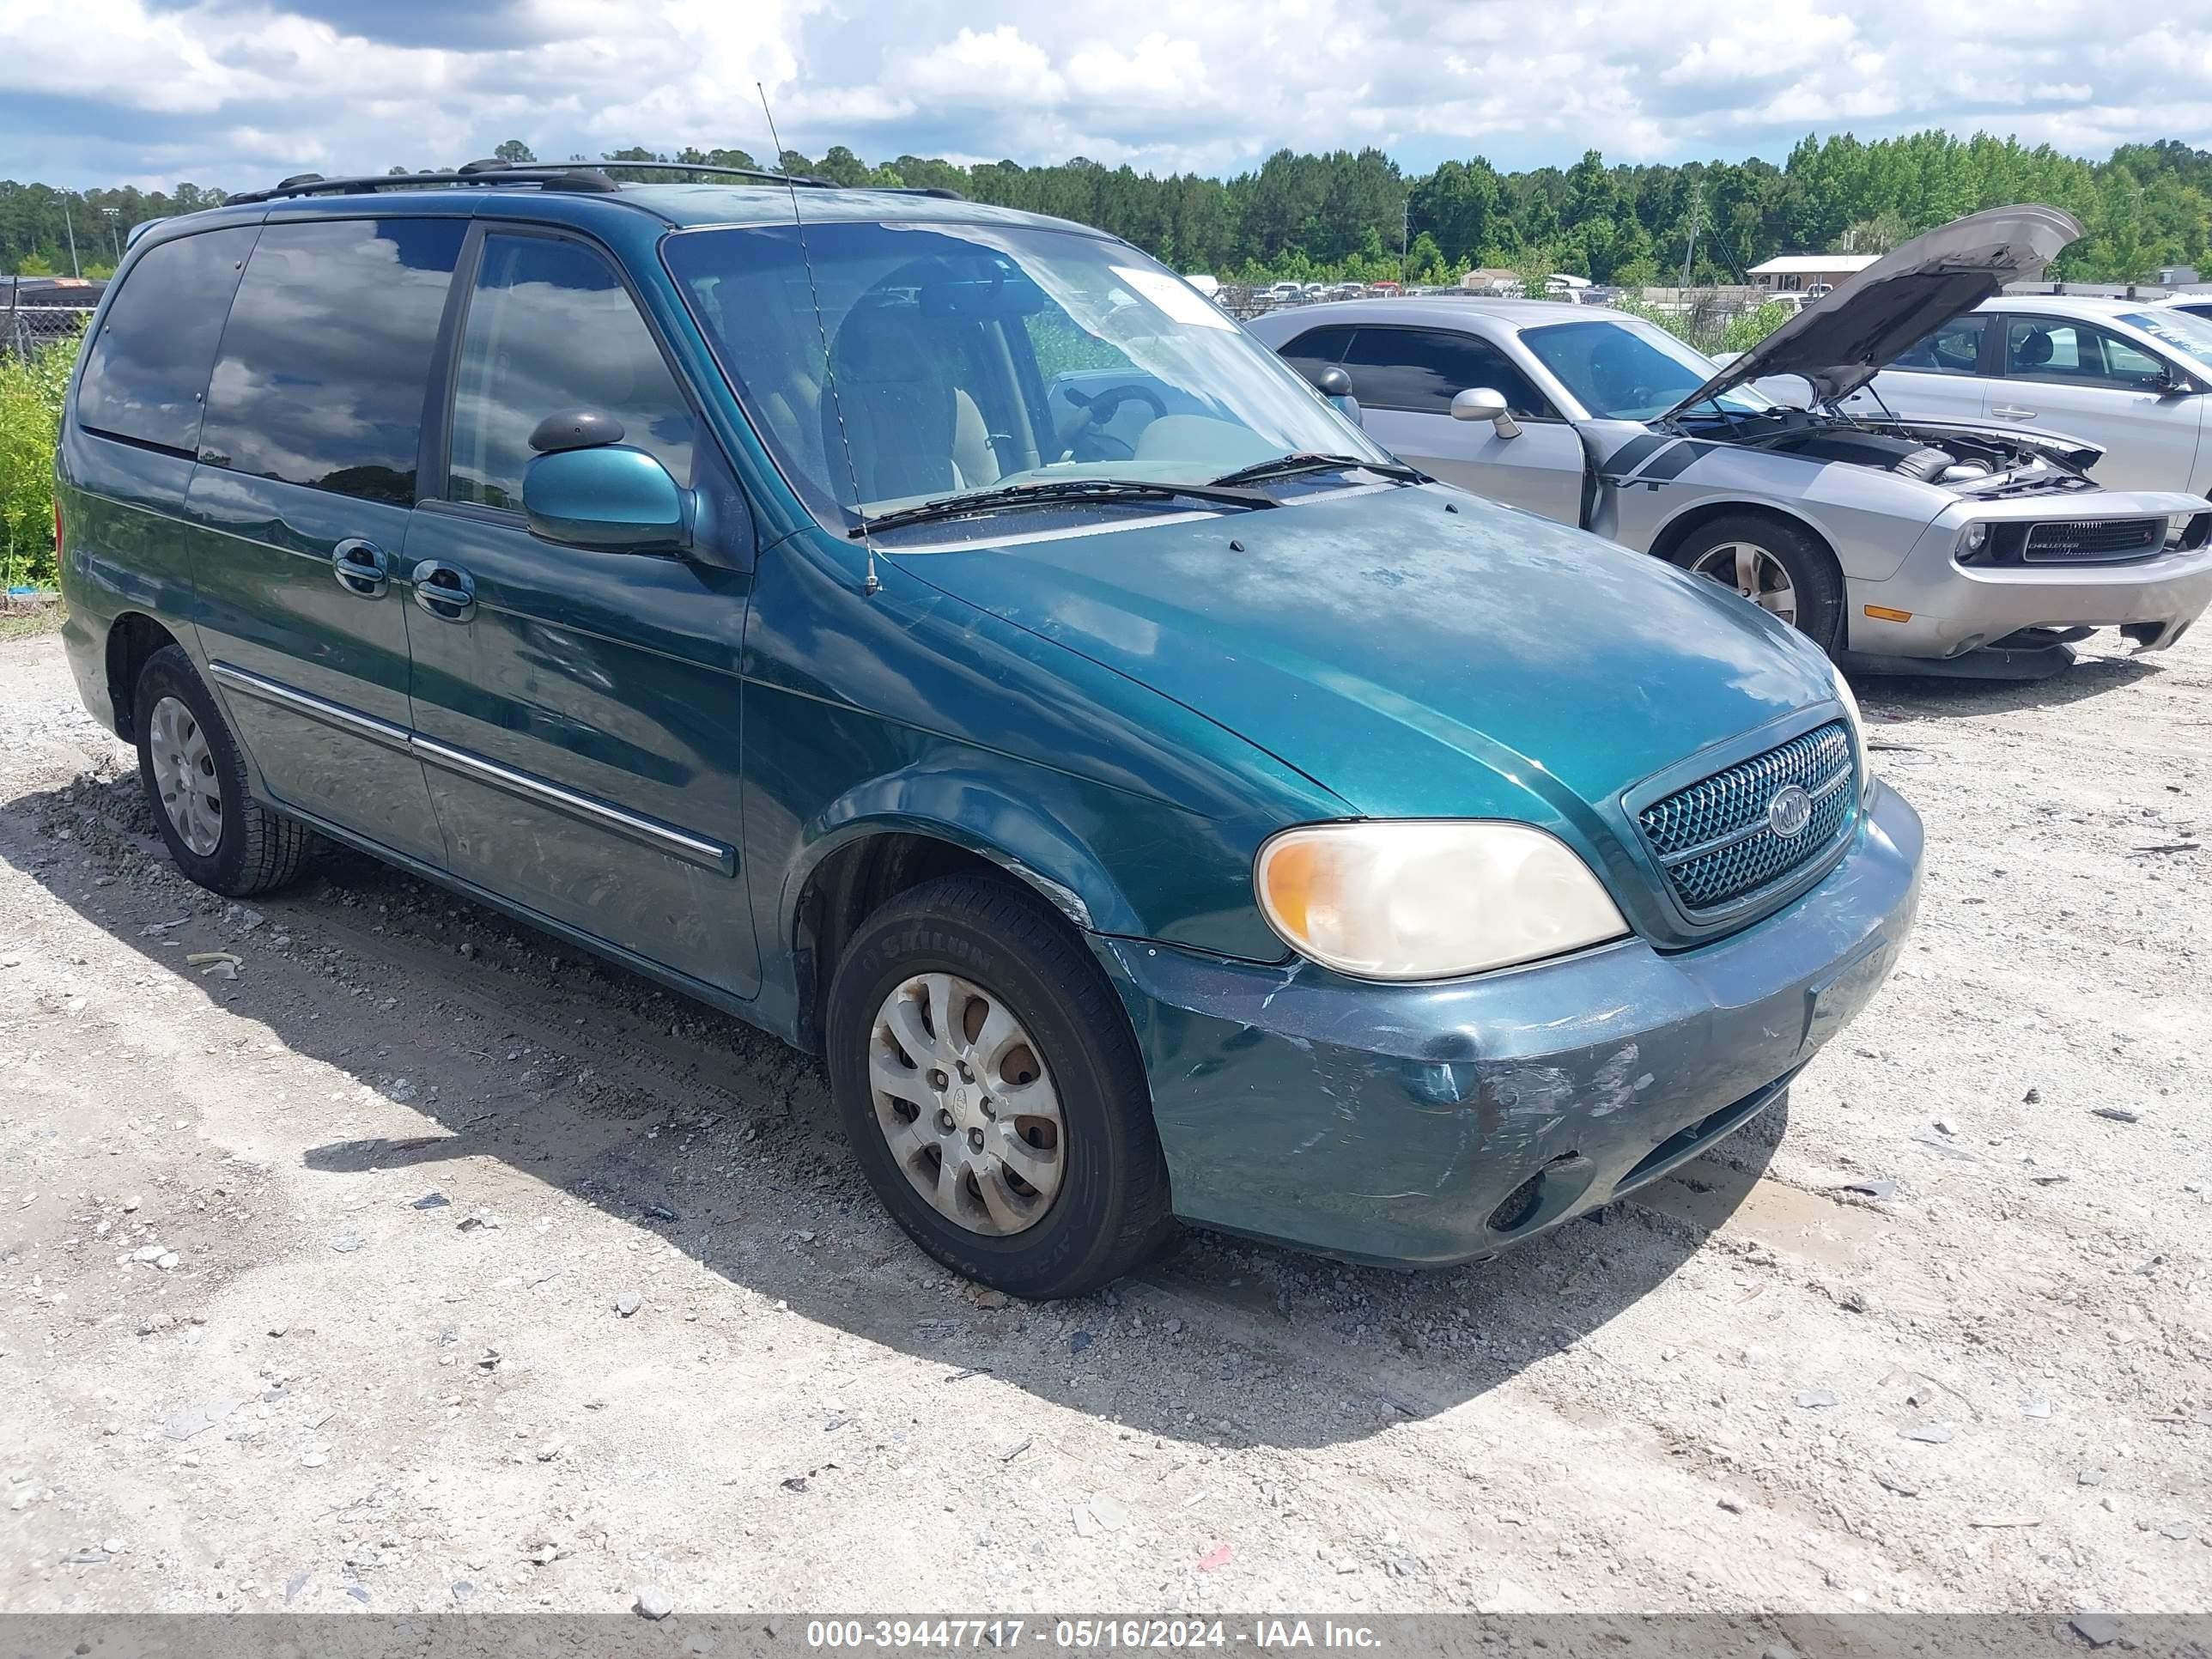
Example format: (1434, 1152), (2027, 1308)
(1, 626), (2208, 1617)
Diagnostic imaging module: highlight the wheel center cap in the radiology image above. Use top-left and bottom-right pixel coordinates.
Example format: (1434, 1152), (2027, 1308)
(947, 1082), (974, 1120)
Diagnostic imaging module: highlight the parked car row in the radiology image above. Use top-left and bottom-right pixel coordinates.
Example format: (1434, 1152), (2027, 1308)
(1251, 208), (2212, 678)
(62, 161), (1944, 1296)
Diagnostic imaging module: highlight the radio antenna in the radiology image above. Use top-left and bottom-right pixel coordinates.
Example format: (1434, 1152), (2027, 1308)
(757, 82), (878, 597)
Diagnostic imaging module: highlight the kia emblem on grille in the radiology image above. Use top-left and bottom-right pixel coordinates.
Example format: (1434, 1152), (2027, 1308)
(1766, 783), (1814, 839)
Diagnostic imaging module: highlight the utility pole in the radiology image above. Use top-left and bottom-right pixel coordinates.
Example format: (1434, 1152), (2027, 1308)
(1680, 187), (1700, 290)
(63, 197), (81, 277)
(102, 207), (121, 263)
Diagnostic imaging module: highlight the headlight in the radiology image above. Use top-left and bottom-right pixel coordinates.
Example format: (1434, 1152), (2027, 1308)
(1254, 821), (1628, 981)
(1955, 522), (1990, 561)
(1832, 664), (1871, 801)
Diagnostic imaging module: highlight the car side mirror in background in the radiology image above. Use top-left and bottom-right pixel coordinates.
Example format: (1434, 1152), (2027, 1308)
(523, 444), (690, 553)
(1452, 386), (1522, 439)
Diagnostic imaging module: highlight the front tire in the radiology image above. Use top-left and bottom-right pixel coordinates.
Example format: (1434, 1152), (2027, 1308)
(825, 873), (1173, 1298)
(1670, 513), (1844, 653)
(134, 645), (313, 896)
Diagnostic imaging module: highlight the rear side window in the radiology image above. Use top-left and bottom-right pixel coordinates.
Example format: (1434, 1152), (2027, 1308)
(447, 234), (696, 511)
(1344, 328), (1553, 418)
(1890, 314), (1987, 374)
(76, 227), (258, 454)
(198, 217), (466, 504)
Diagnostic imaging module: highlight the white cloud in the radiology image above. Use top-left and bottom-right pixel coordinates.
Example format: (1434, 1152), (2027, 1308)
(907, 25), (1066, 106)
(0, 0), (2201, 188)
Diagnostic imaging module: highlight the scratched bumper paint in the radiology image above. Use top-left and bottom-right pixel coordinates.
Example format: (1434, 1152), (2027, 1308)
(1096, 781), (1923, 1268)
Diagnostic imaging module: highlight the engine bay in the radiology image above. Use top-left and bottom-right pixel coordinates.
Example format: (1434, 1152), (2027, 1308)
(1677, 407), (2099, 497)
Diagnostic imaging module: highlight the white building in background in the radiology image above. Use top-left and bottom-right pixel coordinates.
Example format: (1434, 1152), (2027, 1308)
(1747, 253), (1881, 294)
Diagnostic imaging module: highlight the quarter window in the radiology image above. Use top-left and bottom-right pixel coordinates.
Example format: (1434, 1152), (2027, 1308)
(1340, 329), (1553, 418)
(447, 235), (696, 511)
(1889, 315), (1988, 375)
(76, 227), (258, 454)
(198, 218), (465, 504)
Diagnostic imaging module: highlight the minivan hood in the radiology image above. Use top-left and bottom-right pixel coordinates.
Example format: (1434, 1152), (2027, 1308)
(897, 484), (1840, 826)
(1668, 204), (2085, 416)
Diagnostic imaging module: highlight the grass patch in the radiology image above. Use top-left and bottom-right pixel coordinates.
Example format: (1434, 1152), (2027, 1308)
(0, 602), (65, 643)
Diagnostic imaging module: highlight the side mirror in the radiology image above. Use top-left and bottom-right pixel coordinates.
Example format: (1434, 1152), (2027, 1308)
(1452, 386), (1522, 439)
(1306, 365), (1352, 398)
(523, 445), (689, 553)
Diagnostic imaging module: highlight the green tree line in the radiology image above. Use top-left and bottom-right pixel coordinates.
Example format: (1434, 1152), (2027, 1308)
(7, 131), (2208, 289)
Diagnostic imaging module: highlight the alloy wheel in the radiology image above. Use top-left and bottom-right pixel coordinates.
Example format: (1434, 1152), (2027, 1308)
(866, 972), (1066, 1236)
(1691, 540), (1799, 628)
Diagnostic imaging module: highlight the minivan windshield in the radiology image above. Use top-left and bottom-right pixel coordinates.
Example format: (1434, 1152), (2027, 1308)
(1519, 317), (1775, 422)
(664, 222), (1389, 532)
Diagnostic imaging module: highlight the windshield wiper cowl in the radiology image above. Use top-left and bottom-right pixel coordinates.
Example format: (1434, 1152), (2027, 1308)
(1207, 453), (1427, 489)
(852, 477), (1278, 538)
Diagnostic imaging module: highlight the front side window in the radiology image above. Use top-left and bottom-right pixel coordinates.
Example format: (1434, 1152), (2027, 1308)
(1890, 314), (1988, 375)
(663, 222), (1383, 527)
(447, 236), (696, 510)
(1278, 325), (1358, 383)
(76, 227), (258, 454)
(1340, 328), (1553, 418)
(2003, 318), (2170, 389)
(198, 217), (465, 504)
(1520, 317), (1772, 421)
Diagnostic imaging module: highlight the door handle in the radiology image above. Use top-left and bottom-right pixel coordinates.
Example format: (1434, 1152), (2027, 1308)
(331, 538), (389, 599)
(1992, 404), (2038, 421)
(410, 559), (477, 623)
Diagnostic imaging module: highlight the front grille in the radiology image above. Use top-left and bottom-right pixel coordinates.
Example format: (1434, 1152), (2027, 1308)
(1638, 721), (1857, 914)
(2021, 518), (2161, 562)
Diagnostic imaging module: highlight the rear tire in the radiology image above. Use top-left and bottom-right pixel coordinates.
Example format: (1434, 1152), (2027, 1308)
(1669, 513), (1844, 654)
(825, 873), (1174, 1298)
(134, 645), (313, 896)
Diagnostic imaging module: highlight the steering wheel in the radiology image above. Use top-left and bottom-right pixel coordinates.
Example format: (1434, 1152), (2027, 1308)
(1055, 383), (1169, 463)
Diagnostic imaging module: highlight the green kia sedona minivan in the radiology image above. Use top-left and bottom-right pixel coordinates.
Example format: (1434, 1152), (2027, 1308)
(57, 162), (1923, 1297)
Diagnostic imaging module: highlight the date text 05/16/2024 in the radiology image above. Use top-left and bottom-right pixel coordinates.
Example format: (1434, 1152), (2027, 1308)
(804, 1621), (1385, 1650)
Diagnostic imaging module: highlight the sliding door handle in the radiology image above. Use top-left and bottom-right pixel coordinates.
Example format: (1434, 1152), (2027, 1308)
(331, 538), (389, 599)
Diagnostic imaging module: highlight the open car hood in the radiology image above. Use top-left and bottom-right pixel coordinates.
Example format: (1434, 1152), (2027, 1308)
(1663, 204), (2084, 417)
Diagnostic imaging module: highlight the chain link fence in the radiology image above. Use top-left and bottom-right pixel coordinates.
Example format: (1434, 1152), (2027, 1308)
(4, 303), (94, 360)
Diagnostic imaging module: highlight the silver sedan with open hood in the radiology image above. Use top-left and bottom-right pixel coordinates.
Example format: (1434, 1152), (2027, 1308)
(1249, 206), (2212, 677)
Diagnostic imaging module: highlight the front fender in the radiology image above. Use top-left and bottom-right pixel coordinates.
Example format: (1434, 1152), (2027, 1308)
(781, 770), (1145, 945)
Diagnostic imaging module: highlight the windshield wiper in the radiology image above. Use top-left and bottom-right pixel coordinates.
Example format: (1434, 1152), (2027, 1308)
(852, 477), (1279, 538)
(1206, 452), (1427, 488)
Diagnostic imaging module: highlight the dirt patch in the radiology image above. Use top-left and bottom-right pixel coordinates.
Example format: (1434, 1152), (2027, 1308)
(2, 628), (2209, 1614)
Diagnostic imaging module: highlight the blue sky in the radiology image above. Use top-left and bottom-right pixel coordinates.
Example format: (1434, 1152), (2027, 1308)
(4, 0), (2208, 191)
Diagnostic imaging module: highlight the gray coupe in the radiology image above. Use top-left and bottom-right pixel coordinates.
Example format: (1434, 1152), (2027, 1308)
(1247, 206), (2212, 677)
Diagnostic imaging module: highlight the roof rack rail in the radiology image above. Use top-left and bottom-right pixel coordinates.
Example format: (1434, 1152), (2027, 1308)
(226, 164), (622, 204)
(225, 157), (958, 207)
(535, 159), (836, 189)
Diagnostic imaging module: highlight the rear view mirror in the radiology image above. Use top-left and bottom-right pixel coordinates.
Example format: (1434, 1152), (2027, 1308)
(1452, 386), (1522, 439)
(1300, 365), (1363, 426)
(523, 445), (689, 553)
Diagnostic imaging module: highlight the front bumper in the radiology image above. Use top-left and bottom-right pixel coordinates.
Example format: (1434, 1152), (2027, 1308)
(1095, 781), (1923, 1268)
(1846, 528), (2212, 662)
